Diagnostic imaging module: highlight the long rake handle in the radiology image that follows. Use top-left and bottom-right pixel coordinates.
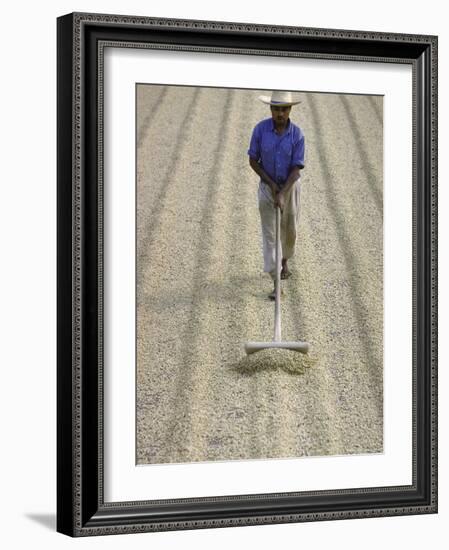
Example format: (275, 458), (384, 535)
(274, 205), (282, 342)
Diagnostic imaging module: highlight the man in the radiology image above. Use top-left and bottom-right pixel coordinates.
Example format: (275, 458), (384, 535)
(248, 90), (305, 299)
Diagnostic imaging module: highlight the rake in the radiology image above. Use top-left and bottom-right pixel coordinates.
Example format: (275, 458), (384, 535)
(245, 205), (310, 355)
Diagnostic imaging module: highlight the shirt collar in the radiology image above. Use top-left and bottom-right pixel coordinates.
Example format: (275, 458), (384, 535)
(270, 117), (291, 134)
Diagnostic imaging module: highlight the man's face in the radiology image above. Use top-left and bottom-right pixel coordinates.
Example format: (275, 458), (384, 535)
(271, 105), (291, 125)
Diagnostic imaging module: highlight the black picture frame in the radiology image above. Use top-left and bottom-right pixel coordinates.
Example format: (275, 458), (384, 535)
(57, 12), (438, 537)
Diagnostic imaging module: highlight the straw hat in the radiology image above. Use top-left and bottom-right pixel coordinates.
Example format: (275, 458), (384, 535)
(258, 90), (301, 106)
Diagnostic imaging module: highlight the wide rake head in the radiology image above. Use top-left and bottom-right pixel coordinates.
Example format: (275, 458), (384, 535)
(244, 341), (310, 355)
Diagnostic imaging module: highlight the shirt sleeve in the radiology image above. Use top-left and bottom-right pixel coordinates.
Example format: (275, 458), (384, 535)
(291, 132), (305, 169)
(248, 124), (261, 161)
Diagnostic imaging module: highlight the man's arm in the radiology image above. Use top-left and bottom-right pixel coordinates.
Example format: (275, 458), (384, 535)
(276, 131), (305, 209)
(248, 122), (279, 197)
(249, 157), (280, 198)
(276, 165), (302, 210)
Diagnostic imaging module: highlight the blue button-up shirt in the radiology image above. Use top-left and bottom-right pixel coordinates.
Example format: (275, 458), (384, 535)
(248, 118), (305, 186)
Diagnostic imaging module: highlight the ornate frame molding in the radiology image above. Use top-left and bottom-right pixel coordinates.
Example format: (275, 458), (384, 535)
(57, 12), (437, 537)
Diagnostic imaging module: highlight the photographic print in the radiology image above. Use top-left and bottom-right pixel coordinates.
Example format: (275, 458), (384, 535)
(57, 13), (437, 535)
(136, 84), (383, 466)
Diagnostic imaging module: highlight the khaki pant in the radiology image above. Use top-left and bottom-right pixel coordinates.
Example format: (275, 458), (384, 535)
(258, 179), (301, 280)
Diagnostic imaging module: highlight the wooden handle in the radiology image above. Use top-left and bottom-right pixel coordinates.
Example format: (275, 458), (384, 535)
(274, 206), (282, 342)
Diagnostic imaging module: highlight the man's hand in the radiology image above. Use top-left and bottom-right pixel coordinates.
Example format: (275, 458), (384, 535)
(274, 190), (285, 211)
(269, 182), (280, 201)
